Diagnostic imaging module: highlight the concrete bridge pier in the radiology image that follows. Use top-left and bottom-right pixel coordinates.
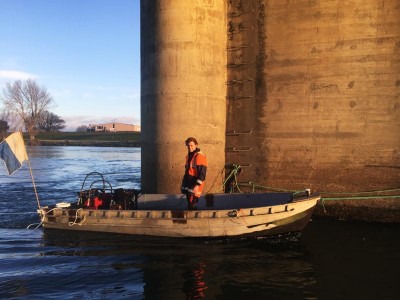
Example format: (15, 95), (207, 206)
(140, 0), (227, 194)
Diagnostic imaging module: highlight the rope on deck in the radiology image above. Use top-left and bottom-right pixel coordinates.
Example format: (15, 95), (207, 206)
(237, 182), (301, 193)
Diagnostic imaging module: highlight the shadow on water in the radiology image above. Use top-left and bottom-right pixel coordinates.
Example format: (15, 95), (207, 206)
(31, 219), (400, 300)
(33, 229), (316, 300)
(1, 220), (400, 299)
(0, 229), (317, 299)
(301, 219), (400, 300)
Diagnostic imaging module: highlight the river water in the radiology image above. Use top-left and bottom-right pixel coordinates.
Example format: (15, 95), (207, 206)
(0, 146), (399, 299)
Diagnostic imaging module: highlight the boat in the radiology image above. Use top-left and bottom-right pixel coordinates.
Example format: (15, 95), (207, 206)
(38, 172), (320, 238)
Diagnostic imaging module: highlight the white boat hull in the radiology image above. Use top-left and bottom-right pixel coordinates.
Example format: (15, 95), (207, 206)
(38, 194), (319, 238)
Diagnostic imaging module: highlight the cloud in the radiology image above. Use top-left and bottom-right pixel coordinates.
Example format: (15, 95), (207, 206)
(0, 70), (38, 80)
(62, 115), (140, 131)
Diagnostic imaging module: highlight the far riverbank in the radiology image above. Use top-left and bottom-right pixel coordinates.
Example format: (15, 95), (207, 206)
(23, 131), (141, 147)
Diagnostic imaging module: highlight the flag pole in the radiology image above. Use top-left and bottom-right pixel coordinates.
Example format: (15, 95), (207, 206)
(28, 159), (41, 209)
(20, 131), (41, 209)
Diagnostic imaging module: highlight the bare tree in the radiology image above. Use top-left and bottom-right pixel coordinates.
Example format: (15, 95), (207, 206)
(36, 111), (66, 132)
(1, 79), (53, 140)
(0, 109), (22, 132)
(76, 125), (88, 132)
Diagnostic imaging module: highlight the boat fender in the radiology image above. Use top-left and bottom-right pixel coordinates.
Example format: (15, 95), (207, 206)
(56, 202), (71, 208)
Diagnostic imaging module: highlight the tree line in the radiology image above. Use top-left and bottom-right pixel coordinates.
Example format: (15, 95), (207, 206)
(0, 79), (65, 140)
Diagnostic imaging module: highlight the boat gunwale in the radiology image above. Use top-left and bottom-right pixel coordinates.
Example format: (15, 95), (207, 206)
(39, 195), (320, 220)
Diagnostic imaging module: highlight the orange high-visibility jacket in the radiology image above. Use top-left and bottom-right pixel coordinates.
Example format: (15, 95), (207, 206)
(182, 149), (208, 197)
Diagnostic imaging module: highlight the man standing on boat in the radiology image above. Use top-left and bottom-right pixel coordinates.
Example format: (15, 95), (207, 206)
(181, 137), (208, 210)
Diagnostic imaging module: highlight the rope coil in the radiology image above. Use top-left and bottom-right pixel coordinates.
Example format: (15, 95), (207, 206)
(68, 208), (86, 226)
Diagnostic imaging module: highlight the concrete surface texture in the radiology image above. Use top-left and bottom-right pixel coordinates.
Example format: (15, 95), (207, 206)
(140, 0), (227, 193)
(141, 0), (400, 200)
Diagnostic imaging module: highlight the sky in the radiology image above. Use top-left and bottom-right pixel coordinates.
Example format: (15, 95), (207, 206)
(0, 0), (140, 131)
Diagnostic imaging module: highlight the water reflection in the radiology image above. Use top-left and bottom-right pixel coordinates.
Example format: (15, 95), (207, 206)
(182, 262), (207, 299)
(40, 230), (317, 299)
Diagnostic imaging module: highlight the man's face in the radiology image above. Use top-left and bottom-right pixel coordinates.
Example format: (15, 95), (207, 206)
(187, 141), (197, 153)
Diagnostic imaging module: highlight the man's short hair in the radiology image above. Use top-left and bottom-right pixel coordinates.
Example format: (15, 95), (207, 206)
(185, 137), (198, 146)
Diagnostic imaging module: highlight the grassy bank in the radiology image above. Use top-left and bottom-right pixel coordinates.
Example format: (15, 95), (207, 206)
(24, 131), (141, 147)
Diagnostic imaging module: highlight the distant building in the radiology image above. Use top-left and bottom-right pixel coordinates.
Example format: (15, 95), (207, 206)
(88, 122), (141, 132)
